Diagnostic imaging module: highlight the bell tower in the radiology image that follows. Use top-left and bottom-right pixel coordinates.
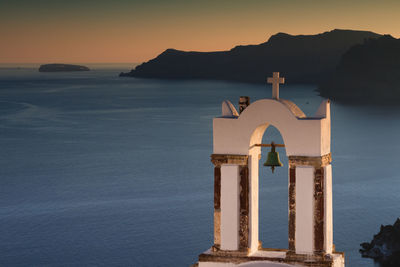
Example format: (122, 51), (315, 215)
(193, 72), (345, 267)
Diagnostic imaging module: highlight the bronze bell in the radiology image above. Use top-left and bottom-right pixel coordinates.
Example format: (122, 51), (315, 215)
(263, 142), (283, 173)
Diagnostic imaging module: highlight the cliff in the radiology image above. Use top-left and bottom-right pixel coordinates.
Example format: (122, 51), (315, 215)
(39, 64), (90, 72)
(318, 35), (400, 103)
(120, 29), (381, 84)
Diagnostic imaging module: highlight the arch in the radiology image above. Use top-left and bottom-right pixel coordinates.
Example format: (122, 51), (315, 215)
(213, 99), (330, 157)
(240, 100), (302, 154)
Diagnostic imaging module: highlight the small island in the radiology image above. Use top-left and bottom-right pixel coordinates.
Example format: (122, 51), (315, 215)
(39, 64), (90, 72)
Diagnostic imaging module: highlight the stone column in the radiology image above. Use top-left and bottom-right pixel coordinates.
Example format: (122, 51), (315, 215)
(213, 165), (221, 250)
(211, 154), (249, 252)
(324, 164), (333, 254)
(239, 165), (249, 251)
(288, 153), (332, 255)
(248, 148), (260, 253)
(288, 166), (296, 252)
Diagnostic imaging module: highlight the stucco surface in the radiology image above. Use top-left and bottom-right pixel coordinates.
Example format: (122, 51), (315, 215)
(213, 99), (330, 156)
(221, 165), (239, 250)
(295, 167), (314, 253)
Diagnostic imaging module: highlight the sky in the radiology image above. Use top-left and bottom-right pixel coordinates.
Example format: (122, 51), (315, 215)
(1, 0), (400, 64)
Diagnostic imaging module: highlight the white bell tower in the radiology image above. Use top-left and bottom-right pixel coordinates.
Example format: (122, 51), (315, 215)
(193, 72), (345, 267)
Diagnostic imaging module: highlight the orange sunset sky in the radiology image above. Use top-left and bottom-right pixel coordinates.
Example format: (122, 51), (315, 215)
(1, 0), (400, 64)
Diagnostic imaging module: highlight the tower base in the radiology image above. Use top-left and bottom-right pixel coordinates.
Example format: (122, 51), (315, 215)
(193, 247), (345, 267)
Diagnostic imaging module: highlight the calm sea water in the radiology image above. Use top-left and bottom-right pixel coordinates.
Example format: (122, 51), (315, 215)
(1, 65), (399, 267)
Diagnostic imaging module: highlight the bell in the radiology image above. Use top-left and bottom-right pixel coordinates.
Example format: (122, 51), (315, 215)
(263, 142), (283, 173)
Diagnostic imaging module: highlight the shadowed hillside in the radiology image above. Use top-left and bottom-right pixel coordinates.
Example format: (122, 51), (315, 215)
(120, 29), (381, 84)
(318, 35), (400, 103)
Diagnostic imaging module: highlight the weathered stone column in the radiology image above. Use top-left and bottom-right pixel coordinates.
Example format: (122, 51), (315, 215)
(211, 154), (249, 252)
(288, 166), (296, 252)
(213, 165), (221, 250)
(288, 153), (332, 255)
(238, 165), (249, 251)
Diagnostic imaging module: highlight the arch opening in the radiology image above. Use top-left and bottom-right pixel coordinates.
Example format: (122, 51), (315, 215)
(248, 123), (289, 252)
(258, 125), (288, 249)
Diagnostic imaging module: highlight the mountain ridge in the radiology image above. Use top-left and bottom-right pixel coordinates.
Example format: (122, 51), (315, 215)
(120, 29), (382, 84)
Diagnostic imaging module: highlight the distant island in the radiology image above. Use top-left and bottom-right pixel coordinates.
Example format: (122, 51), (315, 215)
(120, 29), (381, 84)
(39, 64), (90, 72)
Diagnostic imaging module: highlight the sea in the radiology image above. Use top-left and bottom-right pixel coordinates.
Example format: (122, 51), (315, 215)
(1, 64), (399, 267)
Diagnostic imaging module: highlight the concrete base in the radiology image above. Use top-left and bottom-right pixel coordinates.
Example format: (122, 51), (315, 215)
(194, 247), (345, 267)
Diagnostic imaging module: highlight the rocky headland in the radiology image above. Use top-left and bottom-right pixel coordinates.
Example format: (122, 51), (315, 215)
(39, 64), (90, 72)
(120, 29), (400, 104)
(120, 29), (381, 85)
(360, 218), (400, 266)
